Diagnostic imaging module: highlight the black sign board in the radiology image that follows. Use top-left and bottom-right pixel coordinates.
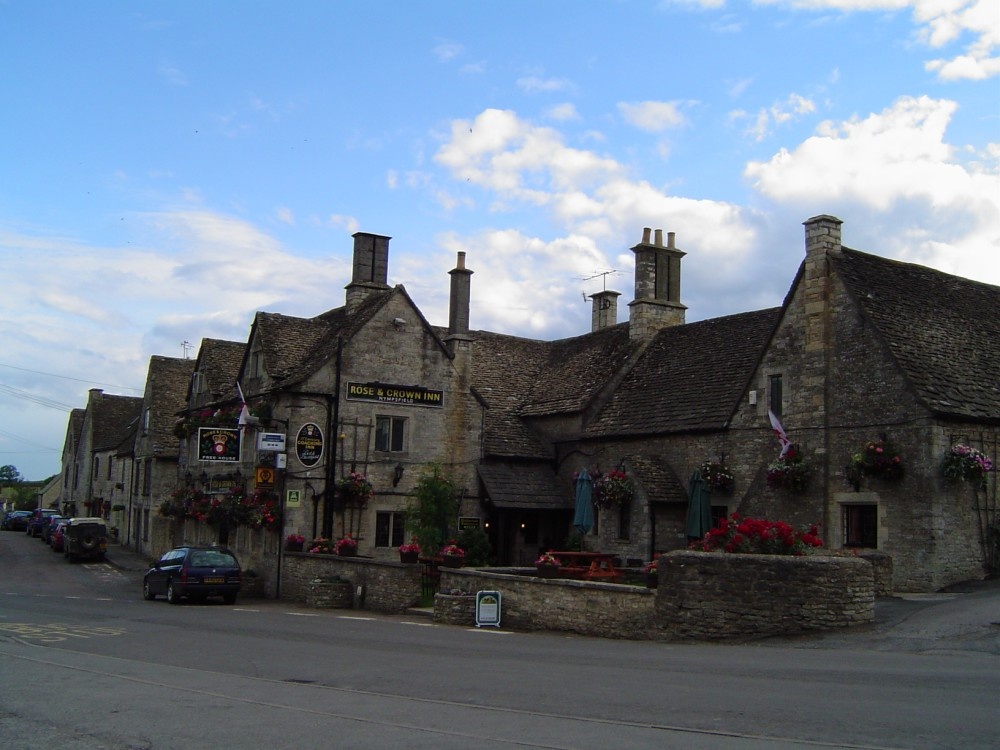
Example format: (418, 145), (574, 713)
(346, 381), (444, 407)
(295, 423), (324, 467)
(197, 427), (240, 463)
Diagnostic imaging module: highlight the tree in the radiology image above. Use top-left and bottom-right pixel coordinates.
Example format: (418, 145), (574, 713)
(404, 464), (459, 557)
(0, 465), (22, 485)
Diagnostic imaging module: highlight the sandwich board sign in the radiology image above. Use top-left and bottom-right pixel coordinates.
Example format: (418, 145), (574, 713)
(475, 591), (501, 628)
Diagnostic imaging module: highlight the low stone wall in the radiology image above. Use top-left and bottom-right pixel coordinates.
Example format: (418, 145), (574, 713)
(655, 551), (875, 640)
(438, 568), (656, 639)
(281, 553), (422, 613)
(433, 593), (477, 625)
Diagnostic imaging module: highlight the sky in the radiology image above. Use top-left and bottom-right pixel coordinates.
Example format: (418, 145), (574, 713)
(1, 1), (998, 481)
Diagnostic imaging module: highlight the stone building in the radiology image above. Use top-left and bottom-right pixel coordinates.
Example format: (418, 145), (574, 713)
(64, 214), (998, 592)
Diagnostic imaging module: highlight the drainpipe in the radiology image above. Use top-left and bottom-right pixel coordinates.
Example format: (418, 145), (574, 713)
(323, 336), (343, 539)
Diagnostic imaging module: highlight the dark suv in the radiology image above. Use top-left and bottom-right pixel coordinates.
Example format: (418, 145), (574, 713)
(63, 518), (108, 562)
(143, 546), (242, 605)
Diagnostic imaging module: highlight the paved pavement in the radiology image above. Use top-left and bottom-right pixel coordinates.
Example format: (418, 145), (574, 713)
(105, 543), (1000, 652)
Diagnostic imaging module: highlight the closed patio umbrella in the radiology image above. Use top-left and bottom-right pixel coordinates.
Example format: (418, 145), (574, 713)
(685, 468), (713, 541)
(573, 470), (594, 535)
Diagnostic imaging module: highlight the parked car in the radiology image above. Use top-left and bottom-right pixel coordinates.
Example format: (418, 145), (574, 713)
(2, 510), (32, 531)
(63, 518), (108, 562)
(41, 515), (66, 544)
(50, 521), (68, 553)
(26, 508), (60, 537)
(143, 546), (242, 605)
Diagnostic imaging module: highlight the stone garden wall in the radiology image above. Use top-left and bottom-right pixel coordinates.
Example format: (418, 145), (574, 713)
(655, 551), (875, 640)
(280, 553), (422, 613)
(437, 568), (656, 639)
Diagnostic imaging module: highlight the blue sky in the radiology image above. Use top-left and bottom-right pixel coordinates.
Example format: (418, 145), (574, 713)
(1, 1), (997, 481)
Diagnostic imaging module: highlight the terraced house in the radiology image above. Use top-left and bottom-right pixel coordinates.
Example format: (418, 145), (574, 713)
(60, 215), (999, 593)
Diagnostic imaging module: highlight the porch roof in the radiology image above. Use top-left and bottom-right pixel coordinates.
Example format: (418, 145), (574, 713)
(478, 461), (571, 510)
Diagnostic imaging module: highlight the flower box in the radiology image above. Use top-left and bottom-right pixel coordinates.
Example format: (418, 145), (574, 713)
(399, 550), (419, 564)
(535, 564), (559, 578)
(440, 554), (463, 568)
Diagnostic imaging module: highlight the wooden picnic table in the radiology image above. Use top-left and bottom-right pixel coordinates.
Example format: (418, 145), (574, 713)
(549, 551), (621, 583)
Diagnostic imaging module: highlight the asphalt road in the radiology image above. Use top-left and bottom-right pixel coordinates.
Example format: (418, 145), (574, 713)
(2, 531), (997, 749)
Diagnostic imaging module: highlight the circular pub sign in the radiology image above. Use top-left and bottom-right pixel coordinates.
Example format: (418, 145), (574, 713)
(295, 423), (324, 468)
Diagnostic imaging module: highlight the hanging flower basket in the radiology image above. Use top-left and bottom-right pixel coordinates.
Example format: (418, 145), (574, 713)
(766, 450), (811, 493)
(593, 469), (633, 508)
(942, 444), (994, 488)
(701, 460), (734, 493)
(439, 542), (465, 568)
(848, 437), (903, 486)
(336, 471), (374, 505)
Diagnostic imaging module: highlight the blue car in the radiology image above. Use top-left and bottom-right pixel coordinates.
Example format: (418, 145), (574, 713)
(2, 510), (32, 531)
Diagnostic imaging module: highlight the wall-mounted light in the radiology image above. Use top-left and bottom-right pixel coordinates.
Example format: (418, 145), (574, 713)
(393, 317), (406, 329)
(392, 462), (405, 487)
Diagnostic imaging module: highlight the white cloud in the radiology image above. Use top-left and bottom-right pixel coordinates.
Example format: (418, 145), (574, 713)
(516, 75), (573, 94)
(545, 103), (580, 122)
(733, 93), (817, 141)
(617, 100), (688, 132)
(276, 207), (295, 225)
(753, 0), (1000, 81)
(433, 41), (464, 62)
(745, 95), (1000, 283)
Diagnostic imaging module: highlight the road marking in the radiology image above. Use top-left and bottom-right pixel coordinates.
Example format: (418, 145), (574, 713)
(287, 612), (319, 617)
(0, 622), (126, 643)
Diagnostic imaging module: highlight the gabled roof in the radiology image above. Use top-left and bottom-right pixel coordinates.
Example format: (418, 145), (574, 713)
(250, 286), (451, 390)
(193, 339), (245, 402)
(834, 248), (1000, 423)
(478, 460), (571, 510)
(90, 394), (143, 451)
(145, 355), (195, 456)
(584, 308), (782, 437)
(626, 454), (689, 505)
(470, 325), (639, 458)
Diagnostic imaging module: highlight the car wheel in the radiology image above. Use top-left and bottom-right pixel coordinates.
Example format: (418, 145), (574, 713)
(79, 533), (98, 551)
(166, 581), (181, 604)
(223, 593), (237, 605)
(142, 581), (156, 601)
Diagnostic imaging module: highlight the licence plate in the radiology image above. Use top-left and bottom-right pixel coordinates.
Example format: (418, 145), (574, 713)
(203, 577), (225, 584)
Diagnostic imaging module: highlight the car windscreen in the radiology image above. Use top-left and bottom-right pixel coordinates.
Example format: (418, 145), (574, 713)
(189, 551), (239, 568)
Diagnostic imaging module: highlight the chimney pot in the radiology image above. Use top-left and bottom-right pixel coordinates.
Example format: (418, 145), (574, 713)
(667, 231), (675, 249)
(654, 229), (664, 247)
(642, 227), (652, 244)
(456, 251), (466, 270)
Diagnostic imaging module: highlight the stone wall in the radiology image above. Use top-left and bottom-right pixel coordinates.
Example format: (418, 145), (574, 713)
(438, 568), (656, 639)
(655, 551), (874, 640)
(280, 553), (422, 613)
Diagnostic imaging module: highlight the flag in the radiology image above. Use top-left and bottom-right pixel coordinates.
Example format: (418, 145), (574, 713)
(236, 381), (251, 428)
(768, 409), (791, 457)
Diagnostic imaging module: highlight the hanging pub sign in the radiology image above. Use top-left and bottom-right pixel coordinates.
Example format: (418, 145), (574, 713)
(346, 381), (444, 407)
(197, 427), (240, 463)
(295, 423), (324, 468)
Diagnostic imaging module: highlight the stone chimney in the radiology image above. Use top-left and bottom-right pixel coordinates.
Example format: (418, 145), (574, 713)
(446, 251), (474, 351)
(589, 290), (621, 332)
(628, 227), (686, 341)
(345, 232), (392, 312)
(801, 215), (842, 355)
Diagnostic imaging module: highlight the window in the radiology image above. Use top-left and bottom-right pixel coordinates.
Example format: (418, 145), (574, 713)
(142, 407), (151, 435)
(106, 458), (112, 480)
(375, 416), (406, 452)
(375, 511), (406, 548)
(617, 499), (631, 540)
(93, 456), (100, 480)
(843, 504), (878, 548)
(142, 458), (153, 496)
(769, 374), (783, 417)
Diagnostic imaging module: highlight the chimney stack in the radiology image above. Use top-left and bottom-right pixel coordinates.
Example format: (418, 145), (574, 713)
(346, 232), (392, 312)
(589, 290), (621, 332)
(628, 226), (686, 341)
(448, 251), (473, 340)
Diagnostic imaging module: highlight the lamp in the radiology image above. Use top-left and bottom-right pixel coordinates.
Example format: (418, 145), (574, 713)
(392, 462), (405, 487)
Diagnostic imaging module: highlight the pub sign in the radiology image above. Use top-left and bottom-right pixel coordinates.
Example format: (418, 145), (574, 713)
(197, 427), (240, 463)
(296, 423), (324, 467)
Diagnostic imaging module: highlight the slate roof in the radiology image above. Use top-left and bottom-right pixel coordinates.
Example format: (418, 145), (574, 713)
(144, 355), (195, 456)
(252, 287), (451, 389)
(584, 308), (782, 437)
(834, 248), (1000, 423)
(478, 460), (572, 510)
(91, 394), (143, 451)
(626, 454), (690, 505)
(195, 339), (246, 402)
(470, 325), (638, 458)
